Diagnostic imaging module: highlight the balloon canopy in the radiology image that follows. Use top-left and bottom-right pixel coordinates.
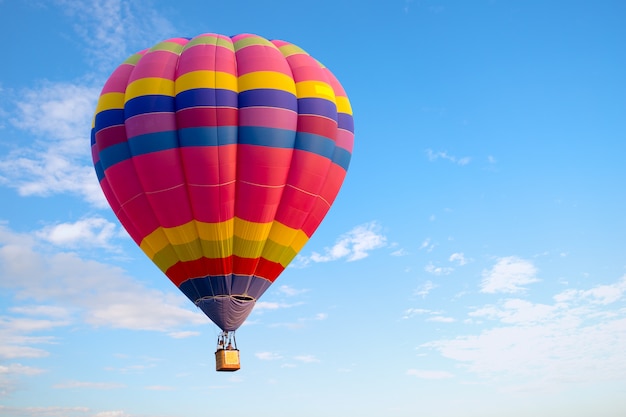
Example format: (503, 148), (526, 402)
(91, 33), (354, 332)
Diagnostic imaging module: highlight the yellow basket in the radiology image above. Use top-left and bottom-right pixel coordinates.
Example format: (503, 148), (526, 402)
(215, 349), (240, 372)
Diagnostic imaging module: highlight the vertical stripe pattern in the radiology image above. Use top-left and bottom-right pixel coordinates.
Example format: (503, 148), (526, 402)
(91, 33), (354, 331)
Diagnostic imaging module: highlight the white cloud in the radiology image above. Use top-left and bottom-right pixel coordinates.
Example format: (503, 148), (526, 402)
(449, 252), (470, 265)
(298, 222), (387, 265)
(414, 280), (436, 298)
(255, 351), (283, 361)
(427, 316), (455, 323)
(0, 82), (105, 207)
(294, 354), (320, 363)
(426, 149), (471, 165)
(554, 277), (626, 305)
(35, 217), (121, 250)
(424, 262), (453, 276)
(167, 331), (200, 339)
(421, 275), (626, 391)
(0, 224), (206, 335)
(277, 285), (309, 297)
(53, 380), (126, 390)
(480, 256), (539, 293)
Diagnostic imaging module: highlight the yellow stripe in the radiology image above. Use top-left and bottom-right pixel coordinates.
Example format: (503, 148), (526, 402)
(183, 35), (235, 52)
(233, 218), (272, 241)
(277, 44), (308, 58)
(267, 222), (309, 252)
(238, 71), (296, 95)
(141, 218), (308, 268)
(234, 36), (277, 50)
(336, 96), (353, 115)
(140, 219), (234, 258)
(125, 78), (175, 102)
(296, 80), (335, 101)
(175, 71), (238, 94)
(95, 92), (125, 114)
(196, 219), (234, 241)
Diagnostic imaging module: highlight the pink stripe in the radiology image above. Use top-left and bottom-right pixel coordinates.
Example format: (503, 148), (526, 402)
(100, 63), (136, 94)
(336, 129), (355, 153)
(234, 40), (291, 76)
(176, 107), (237, 128)
(177, 38), (236, 76)
(239, 107), (297, 130)
(128, 50), (179, 83)
(284, 54), (325, 83)
(125, 112), (176, 138)
(325, 69), (348, 97)
(96, 125), (127, 150)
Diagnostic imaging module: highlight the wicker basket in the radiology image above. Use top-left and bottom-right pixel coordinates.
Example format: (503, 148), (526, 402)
(215, 349), (240, 371)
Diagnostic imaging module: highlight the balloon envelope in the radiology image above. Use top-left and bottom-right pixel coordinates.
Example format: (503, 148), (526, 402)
(91, 33), (354, 331)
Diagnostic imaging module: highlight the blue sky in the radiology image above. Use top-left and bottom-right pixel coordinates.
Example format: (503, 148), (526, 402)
(1, 0), (625, 416)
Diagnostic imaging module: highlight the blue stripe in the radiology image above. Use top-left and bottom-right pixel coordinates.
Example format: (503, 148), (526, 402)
(98, 128), (348, 171)
(238, 89), (297, 111)
(295, 132), (335, 160)
(178, 275), (271, 301)
(238, 126), (295, 148)
(125, 95), (175, 118)
(178, 126), (238, 147)
(128, 130), (178, 156)
(95, 108), (125, 131)
(175, 88), (238, 110)
(338, 113), (354, 133)
(298, 97), (337, 120)
(99, 141), (131, 171)
(333, 147), (351, 171)
(94, 160), (105, 182)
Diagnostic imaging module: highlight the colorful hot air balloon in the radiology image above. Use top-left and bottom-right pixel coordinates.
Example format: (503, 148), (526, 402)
(91, 33), (354, 370)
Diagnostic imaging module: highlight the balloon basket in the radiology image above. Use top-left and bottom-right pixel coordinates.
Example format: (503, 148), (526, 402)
(215, 349), (240, 372)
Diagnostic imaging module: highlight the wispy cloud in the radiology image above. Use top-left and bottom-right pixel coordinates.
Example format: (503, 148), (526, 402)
(0, 224), (206, 338)
(296, 222), (387, 266)
(414, 280), (436, 298)
(480, 256), (539, 294)
(294, 354), (320, 363)
(421, 275), (626, 391)
(426, 149), (471, 165)
(255, 351), (283, 361)
(424, 262), (453, 276)
(0, 82), (104, 207)
(53, 380), (126, 390)
(449, 252), (470, 266)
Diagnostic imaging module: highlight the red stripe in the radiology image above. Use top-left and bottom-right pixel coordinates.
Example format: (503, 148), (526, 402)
(176, 107), (237, 128)
(96, 125), (127, 151)
(167, 257), (234, 286)
(165, 256), (283, 286)
(298, 114), (337, 139)
(255, 258), (284, 281)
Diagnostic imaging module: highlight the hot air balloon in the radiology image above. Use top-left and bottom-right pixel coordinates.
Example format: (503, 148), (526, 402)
(91, 33), (354, 371)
